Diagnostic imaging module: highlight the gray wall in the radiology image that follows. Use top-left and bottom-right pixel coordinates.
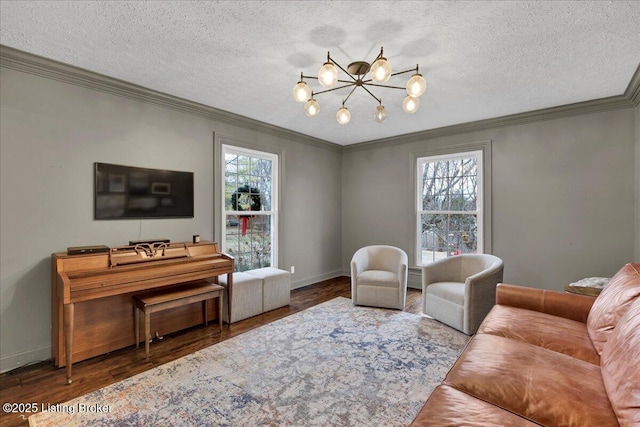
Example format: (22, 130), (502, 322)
(0, 67), (342, 372)
(342, 109), (637, 290)
(1, 56), (638, 374)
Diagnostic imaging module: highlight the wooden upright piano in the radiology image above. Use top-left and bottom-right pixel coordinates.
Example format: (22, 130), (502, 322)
(52, 241), (234, 384)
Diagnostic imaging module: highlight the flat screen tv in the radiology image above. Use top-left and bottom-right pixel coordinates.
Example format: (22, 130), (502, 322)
(95, 163), (194, 219)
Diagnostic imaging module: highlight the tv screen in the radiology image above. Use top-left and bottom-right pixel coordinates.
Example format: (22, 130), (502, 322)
(95, 163), (194, 219)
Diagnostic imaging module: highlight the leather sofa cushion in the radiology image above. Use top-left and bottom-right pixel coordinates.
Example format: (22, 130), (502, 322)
(356, 270), (399, 288)
(410, 384), (540, 427)
(478, 304), (599, 364)
(587, 263), (640, 354)
(601, 297), (640, 426)
(445, 334), (618, 427)
(496, 283), (594, 323)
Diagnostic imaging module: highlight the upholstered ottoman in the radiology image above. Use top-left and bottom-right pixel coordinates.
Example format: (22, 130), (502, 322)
(246, 267), (291, 312)
(218, 272), (263, 323)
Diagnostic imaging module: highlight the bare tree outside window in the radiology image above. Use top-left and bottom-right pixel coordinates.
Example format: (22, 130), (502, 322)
(418, 152), (482, 264)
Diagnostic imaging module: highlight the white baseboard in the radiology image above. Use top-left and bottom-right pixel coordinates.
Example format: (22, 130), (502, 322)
(1, 345), (51, 374)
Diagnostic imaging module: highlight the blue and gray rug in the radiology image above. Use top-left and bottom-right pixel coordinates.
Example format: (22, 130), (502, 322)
(30, 297), (468, 427)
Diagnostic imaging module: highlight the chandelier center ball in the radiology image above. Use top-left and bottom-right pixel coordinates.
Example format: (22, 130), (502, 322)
(347, 61), (371, 76)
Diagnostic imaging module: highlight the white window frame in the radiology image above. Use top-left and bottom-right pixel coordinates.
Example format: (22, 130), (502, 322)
(221, 144), (279, 270)
(415, 150), (484, 266)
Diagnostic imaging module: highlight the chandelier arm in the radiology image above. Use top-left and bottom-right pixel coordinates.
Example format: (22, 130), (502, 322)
(363, 82), (406, 90)
(359, 84), (382, 104)
(389, 67), (419, 77)
(312, 82), (357, 96)
(370, 46), (384, 65)
(342, 84), (360, 105)
(304, 74), (352, 85)
(360, 68), (417, 85)
(328, 55), (358, 82)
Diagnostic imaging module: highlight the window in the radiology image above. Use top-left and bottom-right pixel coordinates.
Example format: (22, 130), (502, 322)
(222, 145), (278, 272)
(416, 150), (483, 265)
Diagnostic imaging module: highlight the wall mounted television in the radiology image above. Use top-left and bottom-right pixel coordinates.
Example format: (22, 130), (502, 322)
(95, 163), (194, 219)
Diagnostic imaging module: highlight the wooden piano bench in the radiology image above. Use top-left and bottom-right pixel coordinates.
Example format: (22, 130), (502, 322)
(133, 281), (224, 359)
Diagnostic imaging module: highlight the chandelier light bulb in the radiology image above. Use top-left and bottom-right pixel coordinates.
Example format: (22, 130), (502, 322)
(292, 80), (312, 103)
(374, 104), (388, 123)
(318, 61), (339, 87)
(370, 57), (392, 83)
(406, 73), (427, 97)
(336, 106), (351, 125)
(402, 95), (420, 113)
(304, 98), (320, 117)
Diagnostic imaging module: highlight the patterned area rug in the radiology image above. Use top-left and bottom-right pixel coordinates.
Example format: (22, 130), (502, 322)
(29, 297), (469, 427)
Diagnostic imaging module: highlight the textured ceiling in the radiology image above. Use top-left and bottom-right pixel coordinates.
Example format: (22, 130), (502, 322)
(1, 1), (639, 146)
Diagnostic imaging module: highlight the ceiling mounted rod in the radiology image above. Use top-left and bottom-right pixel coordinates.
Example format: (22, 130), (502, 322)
(293, 46), (427, 124)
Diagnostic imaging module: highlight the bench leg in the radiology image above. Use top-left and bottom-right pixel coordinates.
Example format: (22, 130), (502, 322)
(218, 295), (223, 333)
(135, 307), (140, 349)
(144, 310), (151, 359)
(205, 300), (209, 327)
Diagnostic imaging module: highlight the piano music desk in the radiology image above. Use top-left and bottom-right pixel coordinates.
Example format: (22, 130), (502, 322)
(52, 241), (234, 384)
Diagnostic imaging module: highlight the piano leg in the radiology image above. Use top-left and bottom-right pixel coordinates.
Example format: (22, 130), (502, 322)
(63, 303), (74, 384)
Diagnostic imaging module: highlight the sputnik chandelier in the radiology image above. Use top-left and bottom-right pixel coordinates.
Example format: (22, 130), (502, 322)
(292, 47), (426, 125)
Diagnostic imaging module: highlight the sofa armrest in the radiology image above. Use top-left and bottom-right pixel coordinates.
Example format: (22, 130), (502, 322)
(496, 283), (596, 323)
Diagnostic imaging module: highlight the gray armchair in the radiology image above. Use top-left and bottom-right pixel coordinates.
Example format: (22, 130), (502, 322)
(351, 245), (408, 310)
(422, 254), (504, 335)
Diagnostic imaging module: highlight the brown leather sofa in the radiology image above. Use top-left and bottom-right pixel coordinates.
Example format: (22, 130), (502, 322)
(411, 263), (640, 427)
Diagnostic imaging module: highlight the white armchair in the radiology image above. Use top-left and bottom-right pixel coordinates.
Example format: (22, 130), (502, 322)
(351, 245), (408, 310)
(422, 254), (504, 335)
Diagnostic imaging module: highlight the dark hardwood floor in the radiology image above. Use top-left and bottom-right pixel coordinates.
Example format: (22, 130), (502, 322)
(0, 276), (422, 427)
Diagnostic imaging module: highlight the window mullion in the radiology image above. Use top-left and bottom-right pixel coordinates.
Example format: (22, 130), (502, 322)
(419, 210), (480, 215)
(225, 211), (274, 216)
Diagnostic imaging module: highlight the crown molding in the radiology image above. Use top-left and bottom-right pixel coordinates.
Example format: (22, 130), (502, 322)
(626, 63), (640, 107)
(2, 45), (638, 155)
(0, 45), (342, 153)
(345, 62), (640, 153)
